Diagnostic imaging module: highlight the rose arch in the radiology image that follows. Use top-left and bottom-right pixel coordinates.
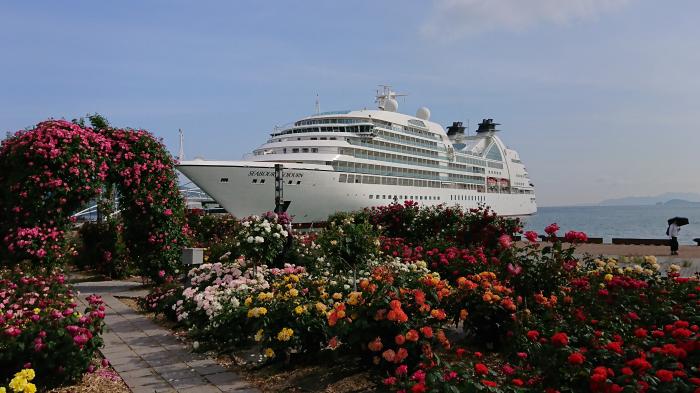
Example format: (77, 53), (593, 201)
(0, 119), (187, 280)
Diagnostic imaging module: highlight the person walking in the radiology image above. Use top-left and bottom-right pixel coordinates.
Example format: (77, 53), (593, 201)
(668, 220), (680, 255)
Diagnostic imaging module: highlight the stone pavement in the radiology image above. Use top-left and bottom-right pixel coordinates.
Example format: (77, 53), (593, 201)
(74, 281), (260, 393)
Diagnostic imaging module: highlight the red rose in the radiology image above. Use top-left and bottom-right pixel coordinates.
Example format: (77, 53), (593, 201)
(481, 380), (498, 387)
(634, 328), (648, 338)
(605, 341), (623, 354)
(655, 369), (674, 383)
(551, 332), (569, 347)
(544, 223), (559, 235)
(411, 383), (427, 393)
(567, 352), (585, 365)
(527, 330), (539, 341)
(420, 326), (433, 338)
(474, 363), (489, 375)
(524, 231), (539, 242)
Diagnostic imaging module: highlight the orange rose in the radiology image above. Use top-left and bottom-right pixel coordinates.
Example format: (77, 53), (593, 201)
(406, 329), (420, 342)
(368, 337), (383, 352)
(382, 349), (396, 362)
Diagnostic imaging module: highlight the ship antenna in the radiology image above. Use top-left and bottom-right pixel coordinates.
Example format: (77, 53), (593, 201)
(314, 94), (320, 115)
(178, 128), (185, 161)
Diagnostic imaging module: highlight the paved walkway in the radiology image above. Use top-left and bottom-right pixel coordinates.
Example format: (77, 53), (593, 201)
(74, 281), (260, 393)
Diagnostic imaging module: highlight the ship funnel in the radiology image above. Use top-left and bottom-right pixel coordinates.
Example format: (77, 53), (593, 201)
(446, 121), (466, 137)
(476, 118), (500, 133)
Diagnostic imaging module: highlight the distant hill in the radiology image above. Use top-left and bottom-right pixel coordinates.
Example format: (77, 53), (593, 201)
(663, 199), (700, 207)
(598, 192), (700, 206)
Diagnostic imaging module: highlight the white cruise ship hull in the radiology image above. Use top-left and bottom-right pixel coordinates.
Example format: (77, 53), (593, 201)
(178, 161), (537, 223)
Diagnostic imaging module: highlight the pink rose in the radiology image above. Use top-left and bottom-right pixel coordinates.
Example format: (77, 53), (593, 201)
(498, 234), (513, 249)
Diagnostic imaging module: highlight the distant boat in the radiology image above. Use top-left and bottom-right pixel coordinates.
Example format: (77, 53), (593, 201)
(178, 87), (537, 222)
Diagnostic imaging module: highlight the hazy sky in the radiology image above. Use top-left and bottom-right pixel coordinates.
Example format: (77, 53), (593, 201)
(2, 0), (699, 206)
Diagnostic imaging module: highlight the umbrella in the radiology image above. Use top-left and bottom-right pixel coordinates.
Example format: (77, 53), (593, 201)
(668, 217), (690, 226)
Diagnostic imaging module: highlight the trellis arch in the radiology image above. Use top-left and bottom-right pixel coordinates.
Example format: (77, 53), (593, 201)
(0, 119), (187, 280)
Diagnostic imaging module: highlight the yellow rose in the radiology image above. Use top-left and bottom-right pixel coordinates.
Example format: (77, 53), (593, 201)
(33, 308), (40, 315)
(0, 387), (6, 393)
(294, 305), (305, 315)
(288, 288), (299, 297)
(604, 274), (613, 282)
(315, 302), (327, 313)
(9, 376), (27, 392)
(332, 292), (343, 300)
(254, 329), (264, 342)
(347, 292), (362, 306)
(244, 297), (253, 307)
(264, 348), (275, 358)
(277, 327), (294, 341)
(23, 383), (37, 393)
(19, 369), (35, 381)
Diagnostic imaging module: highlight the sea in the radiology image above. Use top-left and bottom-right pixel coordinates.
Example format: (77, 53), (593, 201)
(521, 205), (700, 245)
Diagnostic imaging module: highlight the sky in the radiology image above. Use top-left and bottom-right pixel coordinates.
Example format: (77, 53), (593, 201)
(1, 0), (699, 206)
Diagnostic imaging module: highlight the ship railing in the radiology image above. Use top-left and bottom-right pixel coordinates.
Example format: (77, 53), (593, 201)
(351, 140), (441, 160)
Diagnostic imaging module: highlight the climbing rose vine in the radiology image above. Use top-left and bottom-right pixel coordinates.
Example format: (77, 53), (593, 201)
(0, 119), (187, 280)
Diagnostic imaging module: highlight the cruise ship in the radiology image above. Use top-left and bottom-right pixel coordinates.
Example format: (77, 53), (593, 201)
(178, 87), (536, 223)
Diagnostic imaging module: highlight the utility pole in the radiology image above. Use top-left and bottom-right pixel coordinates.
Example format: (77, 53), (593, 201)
(274, 164), (284, 213)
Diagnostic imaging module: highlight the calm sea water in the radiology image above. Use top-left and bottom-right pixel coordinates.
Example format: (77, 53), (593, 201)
(522, 205), (700, 245)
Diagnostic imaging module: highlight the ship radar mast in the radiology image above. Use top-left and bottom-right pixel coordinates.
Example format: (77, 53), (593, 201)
(375, 85), (406, 112)
(178, 128), (185, 161)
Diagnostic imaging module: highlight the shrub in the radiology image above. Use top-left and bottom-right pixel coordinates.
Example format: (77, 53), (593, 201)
(73, 222), (132, 278)
(0, 269), (105, 388)
(236, 212), (291, 268)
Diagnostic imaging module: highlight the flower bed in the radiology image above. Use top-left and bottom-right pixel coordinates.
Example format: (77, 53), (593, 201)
(145, 203), (700, 392)
(0, 269), (105, 388)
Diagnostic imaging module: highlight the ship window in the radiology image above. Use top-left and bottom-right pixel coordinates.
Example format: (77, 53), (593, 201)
(311, 148), (318, 153)
(292, 148), (299, 153)
(302, 148), (309, 153)
(220, 178), (229, 183)
(311, 137), (317, 140)
(330, 137), (337, 140)
(260, 179), (265, 184)
(339, 174), (347, 183)
(288, 180), (293, 184)
(252, 179), (257, 184)
(320, 137), (327, 140)
(283, 148), (287, 153)
(297, 181), (301, 185)
(369, 195), (373, 199)
(376, 195), (380, 199)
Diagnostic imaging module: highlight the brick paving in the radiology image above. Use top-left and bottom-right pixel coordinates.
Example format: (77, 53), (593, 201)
(74, 281), (260, 393)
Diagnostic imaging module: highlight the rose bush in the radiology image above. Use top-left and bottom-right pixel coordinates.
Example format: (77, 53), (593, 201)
(0, 119), (188, 281)
(144, 204), (699, 392)
(0, 269), (105, 388)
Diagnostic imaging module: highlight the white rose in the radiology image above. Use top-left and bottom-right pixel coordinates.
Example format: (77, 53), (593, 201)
(246, 236), (254, 243)
(273, 233), (280, 238)
(193, 341), (200, 350)
(255, 236), (265, 243)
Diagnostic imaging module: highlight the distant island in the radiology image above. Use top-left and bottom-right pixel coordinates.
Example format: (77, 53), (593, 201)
(598, 192), (700, 206)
